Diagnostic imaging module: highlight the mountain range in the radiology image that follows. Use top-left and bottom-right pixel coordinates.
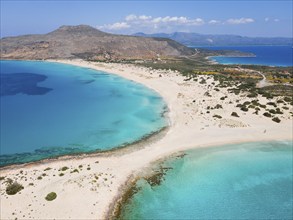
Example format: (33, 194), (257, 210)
(133, 32), (293, 46)
(0, 25), (195, 60)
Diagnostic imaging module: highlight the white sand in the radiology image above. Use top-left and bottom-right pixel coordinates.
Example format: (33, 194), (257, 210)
(1, 59), (292, 219)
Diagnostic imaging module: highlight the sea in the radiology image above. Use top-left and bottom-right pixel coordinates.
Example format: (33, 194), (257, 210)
(0, 60), (167, 166)
(120, 141), (293, 219)
(194, 45), (293, 67)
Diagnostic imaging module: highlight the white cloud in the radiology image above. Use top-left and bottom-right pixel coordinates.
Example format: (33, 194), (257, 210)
(151, 16), (200, 24)
(125, 14), (152, 21)
(265, 17), (280, 23)
(99, 14), (205, 33)
(226, 18), (254, 24)
(209, 19), (221, 25)
(98, 14), (257, 34)
(152, 17), (162, 23)
(125, 14), (137, 21)
(100, 22), (130, 30)
(138, 15), (152, 20)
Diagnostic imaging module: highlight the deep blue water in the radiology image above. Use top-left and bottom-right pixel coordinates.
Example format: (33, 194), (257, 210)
(1, 72), (52, 96)
(0, 60), (167, 166)
(195, 45), (292, 67)
(121, 141), (293, 219)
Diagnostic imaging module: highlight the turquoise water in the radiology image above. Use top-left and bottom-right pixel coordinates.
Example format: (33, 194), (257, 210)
(195, 45), (292, 67)
(121, 141), (293, 219)
(0, 60), (167, 166)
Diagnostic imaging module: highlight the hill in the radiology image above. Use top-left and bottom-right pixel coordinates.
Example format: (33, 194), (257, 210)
(133, 32), (293, 46)
(0, 25), (195, 60)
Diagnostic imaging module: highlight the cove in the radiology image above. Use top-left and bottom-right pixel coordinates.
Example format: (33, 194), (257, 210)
(0, 60), (167, 166)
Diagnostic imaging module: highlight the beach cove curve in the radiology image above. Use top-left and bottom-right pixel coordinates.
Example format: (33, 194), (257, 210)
(0, 60), (169, 166)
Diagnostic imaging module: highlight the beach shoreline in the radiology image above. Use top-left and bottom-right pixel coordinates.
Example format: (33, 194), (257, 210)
(1, 59), (292, 220)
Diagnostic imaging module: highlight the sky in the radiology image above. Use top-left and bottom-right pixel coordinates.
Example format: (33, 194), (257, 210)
(1, 0), (292, 38)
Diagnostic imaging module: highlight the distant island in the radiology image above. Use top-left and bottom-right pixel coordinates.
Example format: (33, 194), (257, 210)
(132, 32), (293, 46)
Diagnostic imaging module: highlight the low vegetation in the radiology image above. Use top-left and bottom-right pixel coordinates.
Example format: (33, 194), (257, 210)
(45, 192), (57, 201)
(70, 169), (79, 173)
(59, 166), (69, 171)
(263, 112), (272, 118)
(272, 117), (281, 123)
(6, 181), (24, 195)
(231, 112), (239, 117)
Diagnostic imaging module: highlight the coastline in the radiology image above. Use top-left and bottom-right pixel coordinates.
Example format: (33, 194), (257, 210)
(1, 59), (292, 220)
(109, 140), (293, 220)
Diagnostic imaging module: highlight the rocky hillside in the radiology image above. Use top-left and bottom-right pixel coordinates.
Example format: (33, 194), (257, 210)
(0, 25), (195, 60)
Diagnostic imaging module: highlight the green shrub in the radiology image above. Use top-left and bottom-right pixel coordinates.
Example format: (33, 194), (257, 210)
(45, 192), (57, 201)
(6, 182), (24, 195)
(275, 108), (283, 114)
(59, 173), (64, 177)
(269, 109), (276, 114)
(60, 166), (69, 171)
(214, 104), (223, 109)
(0, 176), (5, 181)
(70, 169), (79, 173)
(240, 107), (249, 112)
(231, 112), (239, 117)
(44, 167), (51, 171)
(272, 117), (281, 123)
(267, 102), (277, 107)
(213, 115), (222, 119)
(263, 112), (272, 118)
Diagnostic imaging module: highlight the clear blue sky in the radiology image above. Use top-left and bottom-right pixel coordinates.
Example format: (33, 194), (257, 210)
(1, 0), (292, 37)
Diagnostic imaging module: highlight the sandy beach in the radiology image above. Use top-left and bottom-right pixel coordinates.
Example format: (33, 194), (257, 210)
(1, 59), (292, 220)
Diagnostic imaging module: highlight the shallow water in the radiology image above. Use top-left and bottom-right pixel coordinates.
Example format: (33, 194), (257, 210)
(121, 141), (293, 219)
(0, 60), (167, 166)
